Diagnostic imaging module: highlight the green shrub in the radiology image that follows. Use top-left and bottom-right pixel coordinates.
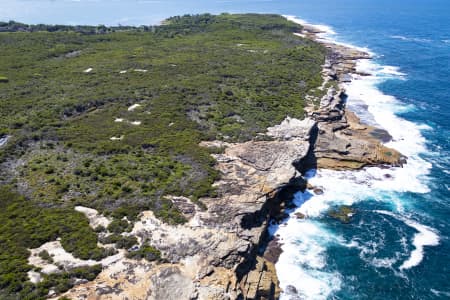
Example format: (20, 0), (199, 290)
(99, 233), (137, 249)
(38, 250), (53, 263)
(115, 236), (138, 249)
(0, 186), (105, 297)
(107, 219), (132, 234)
(126, 244), (161, 262)
(69, 265), (102, 281)
(94, 225), (106, 233)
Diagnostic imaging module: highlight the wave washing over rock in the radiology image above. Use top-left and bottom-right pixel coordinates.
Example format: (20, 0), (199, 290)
(272, 16), (438, 300)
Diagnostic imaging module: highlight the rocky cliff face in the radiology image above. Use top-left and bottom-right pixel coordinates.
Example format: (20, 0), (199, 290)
(52, 20), (406, 300)
(299, 24), (406, 171)
(55, 118), (314, 300)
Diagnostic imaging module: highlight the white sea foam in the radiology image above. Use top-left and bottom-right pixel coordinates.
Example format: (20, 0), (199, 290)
(430, 289), (450, 297)
(284, 15), (372, 56)
(375, 210), (440, 270)
(345, 235), (407, 271)
(371, 257), (399, 268)
(345, 59), (432, 194)
(390, 35), (431, 43)
(284, 15), (336, 36)
(274, 219), (342, 300)
(274, 15), (436, 299)
(380, 66), (407, 77)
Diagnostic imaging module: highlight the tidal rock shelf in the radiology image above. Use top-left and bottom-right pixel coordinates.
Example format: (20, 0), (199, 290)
(299, 23), (406, 171)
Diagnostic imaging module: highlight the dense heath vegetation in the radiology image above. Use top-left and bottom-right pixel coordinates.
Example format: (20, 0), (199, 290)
(0, 187), (105, 299)
(0, 13), (325, 298)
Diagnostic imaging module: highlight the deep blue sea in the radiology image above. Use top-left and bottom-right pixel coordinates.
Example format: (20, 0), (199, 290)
(2, 1), (449, 299)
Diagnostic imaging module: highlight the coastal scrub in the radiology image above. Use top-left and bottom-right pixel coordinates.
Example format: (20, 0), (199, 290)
(0, 13), (326, 298)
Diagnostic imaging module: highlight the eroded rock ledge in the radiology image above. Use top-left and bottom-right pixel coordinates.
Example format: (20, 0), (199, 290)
(54, 20), (406, 300)
(55, 118), (313, 300)
(300, 24), (406, 171)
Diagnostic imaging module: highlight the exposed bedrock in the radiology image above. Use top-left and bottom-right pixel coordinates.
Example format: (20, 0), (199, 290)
(55, 20), (407, 300)
(305, 29), (406, 171)
(57, 118), (313, 300)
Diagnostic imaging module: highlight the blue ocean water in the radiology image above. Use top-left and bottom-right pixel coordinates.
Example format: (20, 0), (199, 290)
(2, 1), (449, 299)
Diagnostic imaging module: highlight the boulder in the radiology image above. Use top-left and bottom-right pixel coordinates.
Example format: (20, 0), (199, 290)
(267, 117), (316, 141)
(285, 285), (298, 295)
(328, 206), (355, 223)
(313, 188), (324, 195)
(294, 212), (306, 219)
(240, 257), (280, 299)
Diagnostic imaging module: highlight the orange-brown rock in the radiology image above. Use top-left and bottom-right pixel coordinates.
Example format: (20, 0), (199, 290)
(55, 120), (314, 300)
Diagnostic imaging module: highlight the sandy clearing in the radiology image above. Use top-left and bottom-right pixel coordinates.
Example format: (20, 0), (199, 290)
(75, 206), (112, 229)
(110, 135), (124, 141)
(27, 271), (43, 284)
(28, 241), (99, 274)
(128, 104), (142, 111)
(28, 241), (125, 279)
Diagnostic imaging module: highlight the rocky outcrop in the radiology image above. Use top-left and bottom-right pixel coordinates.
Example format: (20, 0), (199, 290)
(56, 118), (314, 300)
(266, 117), (315, 141)
(314, 108), (405, 170)
(239, 257), (280, 300)
(299, 25), (407, 171)
(328, 205), (356, 223)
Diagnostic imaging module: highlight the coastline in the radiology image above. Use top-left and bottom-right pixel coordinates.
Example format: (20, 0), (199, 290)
(14, 12), (426, 299)
(207, 17), (411, 298)
(1, 6), (445, 299)
(37, 15), (413, 300)
(287, 15), (405, 171)
(272, 16), (436, 300)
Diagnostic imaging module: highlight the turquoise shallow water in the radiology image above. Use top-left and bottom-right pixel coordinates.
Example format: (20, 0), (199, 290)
(2, 1), (450, 299)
